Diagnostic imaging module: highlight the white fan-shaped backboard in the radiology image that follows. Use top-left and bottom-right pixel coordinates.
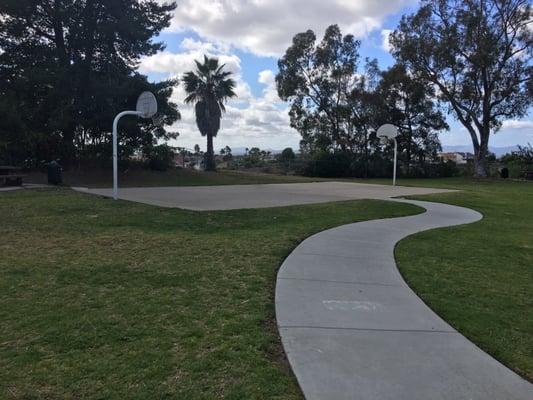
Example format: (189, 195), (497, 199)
(377, 124), (399, 140)
(136, 91), (158, 118)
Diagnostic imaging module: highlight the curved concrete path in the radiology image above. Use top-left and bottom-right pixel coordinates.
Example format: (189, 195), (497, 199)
(276, 199), (532, 400)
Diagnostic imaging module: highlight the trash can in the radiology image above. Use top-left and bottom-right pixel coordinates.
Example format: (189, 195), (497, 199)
(47, 160), (62, 185)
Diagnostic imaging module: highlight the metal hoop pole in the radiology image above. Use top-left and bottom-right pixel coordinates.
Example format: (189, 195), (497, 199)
(112, 110), (142, 200)
(393, 138), (398, 186)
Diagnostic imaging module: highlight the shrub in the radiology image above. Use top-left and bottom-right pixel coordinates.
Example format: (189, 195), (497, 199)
(500, 144), (533, 179)
(303, 151), (354, 177)
(243, 147), (268, 168)
(145, 144), (175, 171)
(500, 167), (509, 179)
(433, 160), (460, 178)
(278, 147), (296, 162)
(302, 152), (460, 179)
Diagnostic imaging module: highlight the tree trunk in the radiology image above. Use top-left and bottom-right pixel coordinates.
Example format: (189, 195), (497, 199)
(473, 127), (490, 178)
(473, 151), (488, 177)
(204, 133), (216, 171)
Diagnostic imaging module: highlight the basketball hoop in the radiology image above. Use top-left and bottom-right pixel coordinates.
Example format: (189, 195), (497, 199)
(112, 92), (158, 200)
(377, 124), (398, 142)
(136, 91), (158, 119)
(377, 124), (399, 186)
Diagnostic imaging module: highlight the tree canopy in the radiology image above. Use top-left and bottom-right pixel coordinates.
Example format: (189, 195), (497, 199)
(0, 0), (180, 166)
(390, 0), (533, 176)
(277, 25), (361, 153)
(277, 25), (449, 177)
(376, 64), (448, 172)
(183, 56), (237, 171)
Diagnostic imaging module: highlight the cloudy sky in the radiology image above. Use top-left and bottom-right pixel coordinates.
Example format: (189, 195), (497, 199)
(140, 0), (533, 152)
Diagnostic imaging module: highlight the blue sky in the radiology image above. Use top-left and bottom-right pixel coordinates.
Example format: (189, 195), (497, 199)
(140, 0), (532, 152)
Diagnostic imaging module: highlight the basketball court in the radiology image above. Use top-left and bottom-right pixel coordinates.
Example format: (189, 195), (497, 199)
(73, 181), (454, 210)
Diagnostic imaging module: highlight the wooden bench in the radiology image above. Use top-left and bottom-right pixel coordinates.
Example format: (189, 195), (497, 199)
(0, 166), (26, 186)
(525, 171), (533, 181)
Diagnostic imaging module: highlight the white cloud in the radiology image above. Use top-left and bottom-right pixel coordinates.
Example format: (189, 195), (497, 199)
(140, 41), (300, 150)
(380, 29), (393, 52)
(161, 0), (417, 57)
(143, 0), (420, 149)
(139, 40), (241, 76)
(501, 119), (533, 130)
(258, 70), (275, 86)
(257, 69), (280, 103)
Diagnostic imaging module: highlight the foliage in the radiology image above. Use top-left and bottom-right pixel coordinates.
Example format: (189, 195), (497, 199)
(512, 143), (533, 164)
(376, 64), (447, 172)
(0, 0), (180, 166)
(408, 160), (459, 178)
(276, 25), (365, 155)
(145, 144), (175, 171)
(390, 0), (533, 177)
(302, 151), (354, 177)
(278, 147), (296, 162)
(220, 145), (233, 162)
(500, 143), (533, 178)
(500, 167), (509, 179)
(277, 25), (448, 178)
(183, 56), (237, 171)
(300, 151), (460, 179)
(243, 147), (270, 167)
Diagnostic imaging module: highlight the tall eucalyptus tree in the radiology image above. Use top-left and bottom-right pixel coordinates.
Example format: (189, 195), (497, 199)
(391, 0), (532, 176)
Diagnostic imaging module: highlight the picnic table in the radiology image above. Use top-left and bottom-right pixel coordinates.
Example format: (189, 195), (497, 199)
(0, 166), (26, 186)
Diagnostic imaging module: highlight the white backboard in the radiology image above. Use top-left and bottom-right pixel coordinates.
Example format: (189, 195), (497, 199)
(136, 91), (158, 118)
(377, 124), (399, 141)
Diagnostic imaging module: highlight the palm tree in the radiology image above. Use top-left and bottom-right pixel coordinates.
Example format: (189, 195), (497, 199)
(183, 56), (237, 171)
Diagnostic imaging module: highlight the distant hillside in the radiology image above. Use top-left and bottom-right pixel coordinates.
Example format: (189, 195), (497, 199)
(442, 145), (519, 157)
(231, 147), (283, 156)
(230, 145), (520, 157)
(229, 145), (521, 157)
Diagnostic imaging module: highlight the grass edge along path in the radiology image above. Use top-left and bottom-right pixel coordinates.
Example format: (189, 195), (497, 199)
(393, 179), (533, 382)
(0, 188), (421, 399)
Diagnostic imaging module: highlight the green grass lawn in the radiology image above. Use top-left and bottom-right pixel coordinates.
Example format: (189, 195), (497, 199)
(26, 167), (323, 188)
(0, 188), (420, 399)
(2, 177), (531, 398)
(391, 178), (533, 381)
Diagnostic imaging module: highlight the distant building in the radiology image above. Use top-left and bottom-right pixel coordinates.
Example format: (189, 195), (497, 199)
(264, 152), (276, 161)
(437, 152), (473, 164)
(130, 151), (145, 162)
(174, 153), (186, 167)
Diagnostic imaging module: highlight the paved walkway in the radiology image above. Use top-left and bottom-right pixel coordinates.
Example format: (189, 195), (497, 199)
(74, 182), (453, 210)
(276, 199), (532, 400)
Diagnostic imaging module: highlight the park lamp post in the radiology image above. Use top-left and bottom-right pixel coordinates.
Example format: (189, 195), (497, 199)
(377, 124), (399, 186)
(112, 91), (157, 200)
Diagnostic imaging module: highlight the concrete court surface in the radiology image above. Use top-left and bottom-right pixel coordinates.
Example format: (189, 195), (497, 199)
(0, 184), (51, 192)
(73, 181), (454, 210)
(0, 186), (22, 192)
(276, 199), (533, 400)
